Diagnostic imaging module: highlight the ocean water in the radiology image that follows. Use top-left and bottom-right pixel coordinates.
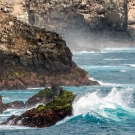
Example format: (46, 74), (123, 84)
(0, 48), (135, 135)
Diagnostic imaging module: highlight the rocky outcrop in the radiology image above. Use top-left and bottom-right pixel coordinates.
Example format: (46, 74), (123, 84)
(0, 98), (25, 114)
(1, 87), (76, 127)
(128, 0), (135, 40)
(25, 85), (64, 108)
(0, 10), (98, 90)
(4, 101), (25, 109)
(0, 86), (66, 113)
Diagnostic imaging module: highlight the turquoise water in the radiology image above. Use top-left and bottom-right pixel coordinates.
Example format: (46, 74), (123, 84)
(0, 48), (135, 135)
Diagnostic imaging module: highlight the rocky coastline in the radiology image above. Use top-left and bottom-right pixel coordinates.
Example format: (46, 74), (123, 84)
(0, 10), (99, 90)
(23, 0), (135, 49)
(1, 86), (76, 128)
(0, 0), (134, 129)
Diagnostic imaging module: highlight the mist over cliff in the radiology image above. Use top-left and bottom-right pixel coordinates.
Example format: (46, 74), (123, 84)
(1, 0), (135, 50)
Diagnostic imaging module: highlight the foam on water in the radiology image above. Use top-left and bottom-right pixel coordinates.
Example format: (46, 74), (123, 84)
(3, 109), (27, 116)
(98, 80), (119, 86)
(27, 87), (45, 90)
(0, 125), (30, 130)
(120, 70), (127, 72)
(130, 64), (135, 67)
(101, 48), (135, 53)
(89, 77), (119, 87)
(81, 65), (129, 69)
(72, 87), (135, 122)
(89, 77), (135, 87)
(72, 50), (100, 55)
(104, 59), (123, 61)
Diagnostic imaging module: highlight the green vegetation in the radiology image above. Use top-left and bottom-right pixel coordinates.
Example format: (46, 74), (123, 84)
(36, 87), (76, 113)
(13, 70), (29, 77)
(36, 104), (46, 112)
(5, 70), (29, 80)
(36, 88), (54, 98)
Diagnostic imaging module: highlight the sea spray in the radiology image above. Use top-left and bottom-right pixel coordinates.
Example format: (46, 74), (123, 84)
(72, 87), (135, 122)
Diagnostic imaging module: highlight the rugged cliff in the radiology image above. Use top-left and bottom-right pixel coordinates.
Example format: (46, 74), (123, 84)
(0, 0), (134, 50)
(24, 0), (132, 50)
(0, 11), (98, 90)
(25, 0), (127, 30)
(0, 0), (28, 23)
(128, 0), (135, 39)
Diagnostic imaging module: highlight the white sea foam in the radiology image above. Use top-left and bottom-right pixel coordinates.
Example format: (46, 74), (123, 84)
(120, 70), (127, 72)
(0, 125), (30, 130)
(3, 108), (27, 116)
(130, 64), (135, 67)
(72, 87), (135, 121)
(122, 64), (135, 68)
(97, 80), (135, 87)
(103, 48), (131, 50)
(98, 80), (120, 87)
(2, 97), (10, 100)
(27, 87), (45, 90)
(83, 65), (119, 69)
(101, 48), (135, 53)
(89, 77), (115, 86)
(104, 59), (123, 61)
(89, 77), (97, 81)
(56, 116), (72, 125)
(72, 50), (100, 54)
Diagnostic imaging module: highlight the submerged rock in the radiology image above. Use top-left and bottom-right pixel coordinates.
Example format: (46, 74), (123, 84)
(0, 95), (25, 114)
(4, 101), (25, 109)
(1, 87), (76, 127)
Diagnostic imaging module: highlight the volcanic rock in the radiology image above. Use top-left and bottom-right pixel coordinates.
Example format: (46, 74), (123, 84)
(0, 10), (99, 90)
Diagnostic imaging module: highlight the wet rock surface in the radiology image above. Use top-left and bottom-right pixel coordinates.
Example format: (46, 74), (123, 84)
(1, 86), (76, 127)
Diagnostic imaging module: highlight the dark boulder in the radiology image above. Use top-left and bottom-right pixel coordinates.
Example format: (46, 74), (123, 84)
(4, 101), (25, 109)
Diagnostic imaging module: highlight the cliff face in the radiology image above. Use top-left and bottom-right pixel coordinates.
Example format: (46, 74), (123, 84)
(0, 0), (134, 50)
(24, 0), (134, 49)
(128, 0), (135, 39)
(25, 0), (127, 30)
(0, 11), (98, 90)
(0, 0), (28, 23)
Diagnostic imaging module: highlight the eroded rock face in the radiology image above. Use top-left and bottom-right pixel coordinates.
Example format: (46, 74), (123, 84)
(26, 0), (127, 30)
(0, 0), (28, 23)
(0, 11), (98, 90)
(128, 0), (135, 39)
(1, 0), (134, 49)
(24, 0), (135, 49)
